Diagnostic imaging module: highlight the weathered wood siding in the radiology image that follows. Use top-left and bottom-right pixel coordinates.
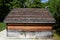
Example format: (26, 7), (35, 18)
(7, 23), (53, 38)
(8, 25), (52, 31)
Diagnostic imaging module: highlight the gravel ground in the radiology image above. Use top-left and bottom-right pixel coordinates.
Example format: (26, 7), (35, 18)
(0, 29), (53, 40)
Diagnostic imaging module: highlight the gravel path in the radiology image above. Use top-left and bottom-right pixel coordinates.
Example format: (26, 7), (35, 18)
(0, 29), (53, 40)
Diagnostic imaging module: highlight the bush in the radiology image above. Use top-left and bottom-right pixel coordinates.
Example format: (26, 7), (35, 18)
(0, 23), (6, 31)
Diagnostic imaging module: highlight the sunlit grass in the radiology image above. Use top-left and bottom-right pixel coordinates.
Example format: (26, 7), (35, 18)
(53, 33), (60, 40)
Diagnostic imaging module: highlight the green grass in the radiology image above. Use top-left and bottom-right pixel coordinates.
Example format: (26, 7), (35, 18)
(53, 33), (60, 40)
(0, 22), (6, 32)
(54, 33), (60, 40)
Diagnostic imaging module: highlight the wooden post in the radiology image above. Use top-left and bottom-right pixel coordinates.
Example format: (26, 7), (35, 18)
(6, 24), (8, 36)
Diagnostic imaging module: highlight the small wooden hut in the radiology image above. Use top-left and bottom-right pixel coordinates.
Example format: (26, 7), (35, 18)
(4, 8), (55, 38)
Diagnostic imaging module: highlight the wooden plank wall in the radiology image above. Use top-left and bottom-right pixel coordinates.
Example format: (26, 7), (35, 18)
(8, 25), (52, 31)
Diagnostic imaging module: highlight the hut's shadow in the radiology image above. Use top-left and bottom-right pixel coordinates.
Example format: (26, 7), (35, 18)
(56, 18), (60, 36)
(53, 20), (60, 36)
(56, 26), (60, 36)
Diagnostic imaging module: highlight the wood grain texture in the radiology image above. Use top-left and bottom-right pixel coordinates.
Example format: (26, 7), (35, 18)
(8, 26), (52, 31)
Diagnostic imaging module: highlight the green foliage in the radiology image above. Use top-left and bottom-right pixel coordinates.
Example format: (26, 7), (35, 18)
(48, 0), (57, 16)
(25, 0), (41, 8)
(0, 23), (6, 31)
(5, 0), (21, 9)
(24, 0), (33, 8)
(55, 0), (60, 34)
(33, 0), (41, 8)
(0, 0), (3, 6)
(5, 0), (42, 9)
(40, 2), (48, 8)
(48, 0), (60, 34)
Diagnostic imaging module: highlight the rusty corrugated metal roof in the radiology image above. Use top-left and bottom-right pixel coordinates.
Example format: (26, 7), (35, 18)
(4, 8), (55, 23)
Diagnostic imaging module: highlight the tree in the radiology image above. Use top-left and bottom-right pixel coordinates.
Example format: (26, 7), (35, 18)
(55, 0), (60, 34)
(33, 0), (41, 8)
(25, 0), (42, 8)
(48, 0), (57, 16)
(48, 0), (60, 34)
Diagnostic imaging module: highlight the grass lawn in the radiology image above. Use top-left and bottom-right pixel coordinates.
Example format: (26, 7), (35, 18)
(0, 22), (6, 32)
(54, 33), (60, 40)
